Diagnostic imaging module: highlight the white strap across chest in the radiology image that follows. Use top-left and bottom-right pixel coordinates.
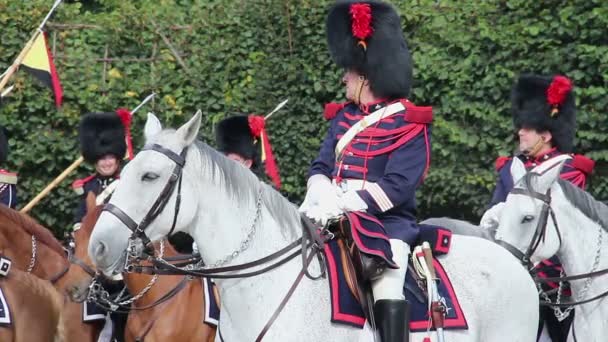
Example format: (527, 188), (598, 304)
(335, 102), (405, 159)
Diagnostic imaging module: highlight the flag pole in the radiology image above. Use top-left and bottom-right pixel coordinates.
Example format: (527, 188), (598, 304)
(0, 0), (63, 93)
(20, 92), (154, 213)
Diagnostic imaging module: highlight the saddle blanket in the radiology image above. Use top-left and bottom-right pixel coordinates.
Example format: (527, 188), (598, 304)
(324, 235), (467, 332)
(202, 277), (220, 326)
(0, 286), (11, 325)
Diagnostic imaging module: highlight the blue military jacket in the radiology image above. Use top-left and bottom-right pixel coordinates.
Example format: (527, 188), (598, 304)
(490, 148), (594, 207)
(72, 173), (118, 224)
(309, 99), (432, 244)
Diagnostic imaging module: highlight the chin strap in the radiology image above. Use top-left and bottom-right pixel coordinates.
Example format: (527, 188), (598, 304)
(523, 137), (545, 157)
(354, 76), (366, 105)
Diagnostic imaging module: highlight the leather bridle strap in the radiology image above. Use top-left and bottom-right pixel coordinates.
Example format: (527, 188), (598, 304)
(102, 144), (186, 245)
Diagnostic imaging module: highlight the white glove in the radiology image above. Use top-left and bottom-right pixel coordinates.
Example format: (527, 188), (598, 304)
(299, 175), (341, 225)
(480, 202), (505, 231)
(337, 190), (368, 212)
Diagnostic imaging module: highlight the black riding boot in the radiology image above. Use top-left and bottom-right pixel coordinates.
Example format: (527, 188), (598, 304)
(374, 299), (410, 342)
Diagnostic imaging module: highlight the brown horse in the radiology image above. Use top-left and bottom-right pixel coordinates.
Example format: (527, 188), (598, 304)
(0, 205), (104, 341)
(73, 192), (217, 342)
(0, 268), (64, 341)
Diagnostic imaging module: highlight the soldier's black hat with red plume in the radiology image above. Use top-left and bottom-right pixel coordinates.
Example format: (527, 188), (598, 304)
(79, 111), (131, 164)
(326, 0), (412, 99)
(511, 74), (576, 153)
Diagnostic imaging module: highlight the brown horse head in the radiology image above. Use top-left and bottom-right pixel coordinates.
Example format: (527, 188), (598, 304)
(0, 205), (67, 280)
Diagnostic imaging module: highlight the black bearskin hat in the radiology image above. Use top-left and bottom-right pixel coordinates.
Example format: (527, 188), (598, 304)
(215, 115), (261, 173)
(326, 0), (412, 99)
(79, 112), (127, 164)
(511, 74), (576, 153)
(0, 125), (8, 164)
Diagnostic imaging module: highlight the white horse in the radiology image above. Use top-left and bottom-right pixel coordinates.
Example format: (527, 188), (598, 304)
(495, 156), (608, 341)
(88, 112), (539, 341)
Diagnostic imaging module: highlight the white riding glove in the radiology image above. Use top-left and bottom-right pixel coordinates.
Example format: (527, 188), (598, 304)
(479, 202), (505, 232)
(337, 190), (368, 212)
(299, 175), (341, 225)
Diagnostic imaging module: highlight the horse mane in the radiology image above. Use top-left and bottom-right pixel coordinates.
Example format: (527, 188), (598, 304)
(191, 140), (300, 238)
(0, 205), (66, 257)
(557, 179), (608, 232)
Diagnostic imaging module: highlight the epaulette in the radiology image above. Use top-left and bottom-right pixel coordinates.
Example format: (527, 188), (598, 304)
(495, 156), (512, 171)
(71, 174), (96, 195)
(323, 102), (349, 120)
(571, 154), (595, 175)
(401, 100), (433, 124)
(0, 170), (17, 185)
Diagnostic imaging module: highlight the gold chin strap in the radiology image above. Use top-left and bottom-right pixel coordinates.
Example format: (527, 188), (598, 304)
(523, 137), (545, 157)
(354, 76), (365, 105)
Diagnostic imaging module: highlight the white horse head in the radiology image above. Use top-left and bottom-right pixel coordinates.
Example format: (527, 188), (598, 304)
(494, 155), (570, 265)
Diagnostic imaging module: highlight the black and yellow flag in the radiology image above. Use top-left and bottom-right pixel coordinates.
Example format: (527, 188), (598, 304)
(21, 32), (63, 107)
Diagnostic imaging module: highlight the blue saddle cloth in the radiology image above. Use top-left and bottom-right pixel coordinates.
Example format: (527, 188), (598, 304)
(324, 224), (468, 332)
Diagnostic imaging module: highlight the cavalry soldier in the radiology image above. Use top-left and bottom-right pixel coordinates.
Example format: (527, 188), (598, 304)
(0, 125), (17, 209)
(71, 109), (132, 341)
(72, 109), (132, 228)
(215, 113), (281, 189)
(300, 1), (433, 341)
(483, 74), (594, 342)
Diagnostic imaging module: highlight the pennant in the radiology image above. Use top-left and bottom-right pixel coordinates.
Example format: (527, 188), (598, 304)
(21, 32), (63, 107)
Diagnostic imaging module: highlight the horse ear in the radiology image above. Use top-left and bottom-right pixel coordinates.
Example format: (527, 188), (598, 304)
(144, 112), (163, 141)
(85, 192), (96, 217)
(175, 110), (202, 147)
(510, 157), (527, 185)
(532, 156), (570, 193)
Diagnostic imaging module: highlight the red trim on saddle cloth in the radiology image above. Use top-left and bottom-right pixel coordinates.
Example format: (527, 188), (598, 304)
(408, 258), (468, 332)
(495, 156), (511, 171)
(324, 242), (367, 328)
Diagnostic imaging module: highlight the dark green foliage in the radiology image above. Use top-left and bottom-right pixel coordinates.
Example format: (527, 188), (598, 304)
(1, 0), (606, 237)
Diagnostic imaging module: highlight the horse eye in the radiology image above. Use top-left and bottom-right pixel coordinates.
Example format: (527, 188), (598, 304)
(141, 172), (159, 182)
(521, 215), (535, 224)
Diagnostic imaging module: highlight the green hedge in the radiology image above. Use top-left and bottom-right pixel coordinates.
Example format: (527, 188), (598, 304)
(1, 0), (606, 237)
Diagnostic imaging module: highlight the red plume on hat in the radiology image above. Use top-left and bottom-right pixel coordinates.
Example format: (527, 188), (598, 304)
(248, 115), (281, 189)
(115, 108), (134, 160)
(546, 75), (572, 117)
(350, 3), (373, 50)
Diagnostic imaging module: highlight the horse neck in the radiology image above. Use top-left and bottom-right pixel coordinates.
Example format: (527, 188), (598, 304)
(552, 190), (608, 303)
(192, 189), (300, 268)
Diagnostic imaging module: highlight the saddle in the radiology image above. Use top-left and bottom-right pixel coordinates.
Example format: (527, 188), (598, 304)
(324, 217), (453, 324)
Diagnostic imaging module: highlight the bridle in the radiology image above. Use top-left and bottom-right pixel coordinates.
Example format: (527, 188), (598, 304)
(496, 187), (562, 270)
(496, 184), (608, 313)
(103, 143), (187, 250)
